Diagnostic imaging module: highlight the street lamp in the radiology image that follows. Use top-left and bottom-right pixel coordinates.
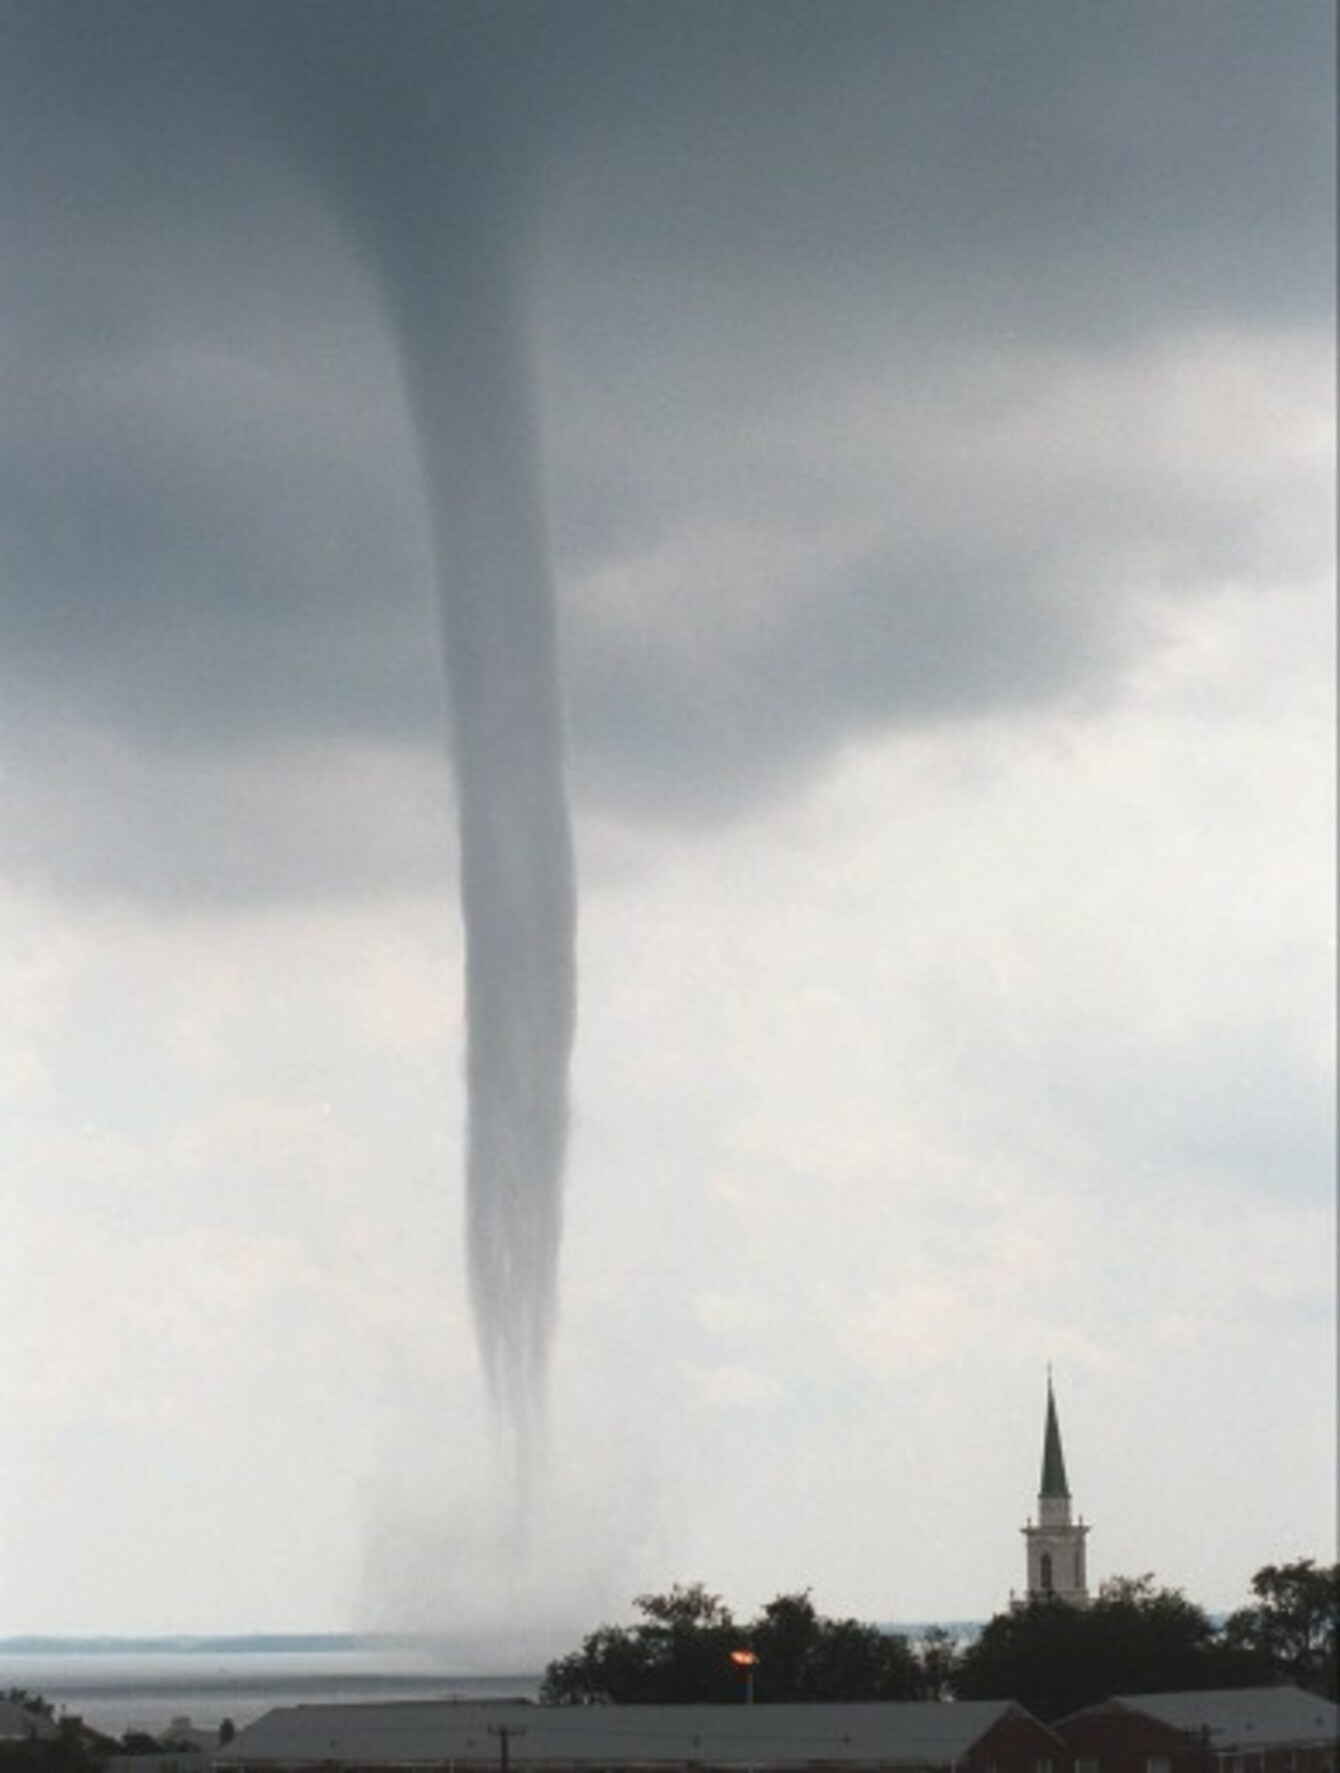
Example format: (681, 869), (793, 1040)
(729, 1648), (759, 1704)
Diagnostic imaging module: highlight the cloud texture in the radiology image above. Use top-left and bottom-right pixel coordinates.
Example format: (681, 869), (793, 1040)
(0, 0), (1333, 1635)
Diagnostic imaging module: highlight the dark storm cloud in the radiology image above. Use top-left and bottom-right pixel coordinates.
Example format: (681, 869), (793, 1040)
(539, 0), (1332, 337)
(0, 0), (1332, 898)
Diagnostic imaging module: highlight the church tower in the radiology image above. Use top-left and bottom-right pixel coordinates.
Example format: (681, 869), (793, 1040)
(1021, 1375), (1090, 1603)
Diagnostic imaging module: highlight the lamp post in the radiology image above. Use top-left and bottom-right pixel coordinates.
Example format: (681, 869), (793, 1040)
(729, 1648), (759, 1704)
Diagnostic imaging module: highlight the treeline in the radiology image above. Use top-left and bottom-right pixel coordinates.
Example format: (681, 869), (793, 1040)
(1, 1693), (232, 1773)
(1, 1694), (100, 1773)
(540, 1559), (1338, 1719)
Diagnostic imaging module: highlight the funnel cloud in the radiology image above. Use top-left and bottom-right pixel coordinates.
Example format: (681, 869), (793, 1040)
(294, 23), (576, 1442)
(388, 219), (575, 1446)
(0, 0), (1332, 1635)
(401, 241), (576, 1444)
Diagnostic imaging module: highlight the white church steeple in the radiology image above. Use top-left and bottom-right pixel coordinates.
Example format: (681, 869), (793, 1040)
(1021, 1373), (1090, 1603)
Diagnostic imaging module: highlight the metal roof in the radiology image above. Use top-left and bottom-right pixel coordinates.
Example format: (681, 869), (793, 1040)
(1111, 1688), (1339, 1748)
(216, 1698), (1040, 1767)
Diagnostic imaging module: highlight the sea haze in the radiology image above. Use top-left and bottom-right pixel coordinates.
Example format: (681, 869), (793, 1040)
(0, 1636), (549, 1737)
(0, 1627), (981, 1736)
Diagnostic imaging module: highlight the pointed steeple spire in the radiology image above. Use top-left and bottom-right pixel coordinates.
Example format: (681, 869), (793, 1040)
(1022, 1370), (1090, 1603)
(1040, 1373), (1070, 1499)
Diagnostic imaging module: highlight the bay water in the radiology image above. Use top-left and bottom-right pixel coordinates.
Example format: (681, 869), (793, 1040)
(0, 1637), (547, 1739)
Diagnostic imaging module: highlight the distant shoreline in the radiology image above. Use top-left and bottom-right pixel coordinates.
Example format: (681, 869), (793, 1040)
(0, 1635), (412, 1656)
(0, 1624), (981, 1654)
(0, 1629), (984, 1737)
(0, 1646), (546, 1738)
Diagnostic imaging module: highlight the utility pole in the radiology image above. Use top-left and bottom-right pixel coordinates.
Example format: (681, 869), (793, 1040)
(487, 1722), (526, 1773)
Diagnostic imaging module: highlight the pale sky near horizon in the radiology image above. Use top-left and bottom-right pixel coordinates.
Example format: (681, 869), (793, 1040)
(1, 1), (1334, 1642)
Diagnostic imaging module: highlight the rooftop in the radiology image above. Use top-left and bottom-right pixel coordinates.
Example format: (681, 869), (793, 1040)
(216, 1698), (1047, 1768)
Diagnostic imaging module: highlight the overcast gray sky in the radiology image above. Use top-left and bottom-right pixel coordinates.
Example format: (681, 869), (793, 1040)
(1, 0), (1334, 1639)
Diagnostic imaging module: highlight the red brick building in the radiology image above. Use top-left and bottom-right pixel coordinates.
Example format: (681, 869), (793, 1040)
(1057, 1687), (1337, 1773)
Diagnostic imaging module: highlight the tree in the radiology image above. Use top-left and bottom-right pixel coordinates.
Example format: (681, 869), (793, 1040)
(0, 1745), (93, 1773)
(954, 1576), (1259, 1721)
(912, 1626), (960, 1701)
(1222, 1560), (1339, 1698)
(1, 1697), (54, 1725)
(541, 1583), (742, 1704)
(635, 1583), (735, 1632)
(541, 1584), (920, 1704)
(748, 1592), (821, 1699)
(797, 1613), (920, 1700)
(0, 1695), (96, 1773)
(748, 1592), (918, 1701)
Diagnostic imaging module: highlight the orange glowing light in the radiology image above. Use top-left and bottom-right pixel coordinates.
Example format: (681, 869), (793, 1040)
(729, 1649), (759, 1667)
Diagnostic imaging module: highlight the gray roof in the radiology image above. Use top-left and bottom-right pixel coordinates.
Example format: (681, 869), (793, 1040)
(1112, 1688), (1338, 1749)
(216, 1698), (1041, 1768)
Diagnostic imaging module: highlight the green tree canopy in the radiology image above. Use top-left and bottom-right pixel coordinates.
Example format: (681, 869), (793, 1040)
(1, 1697), (54, 1724)
(540, 1561), (1334, 1712)
(540, 1584), (922, 1704)
(0, 1695), (96, 1773)
(541, 1583), (741, 1704)
(1222, 1560), (1339, 1699)
(954, 1575), (1263, 1720)
(911, 1626), (958, 1701)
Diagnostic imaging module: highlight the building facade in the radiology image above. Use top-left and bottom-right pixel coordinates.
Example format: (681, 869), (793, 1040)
(1056, 1687), (1339, 1773)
